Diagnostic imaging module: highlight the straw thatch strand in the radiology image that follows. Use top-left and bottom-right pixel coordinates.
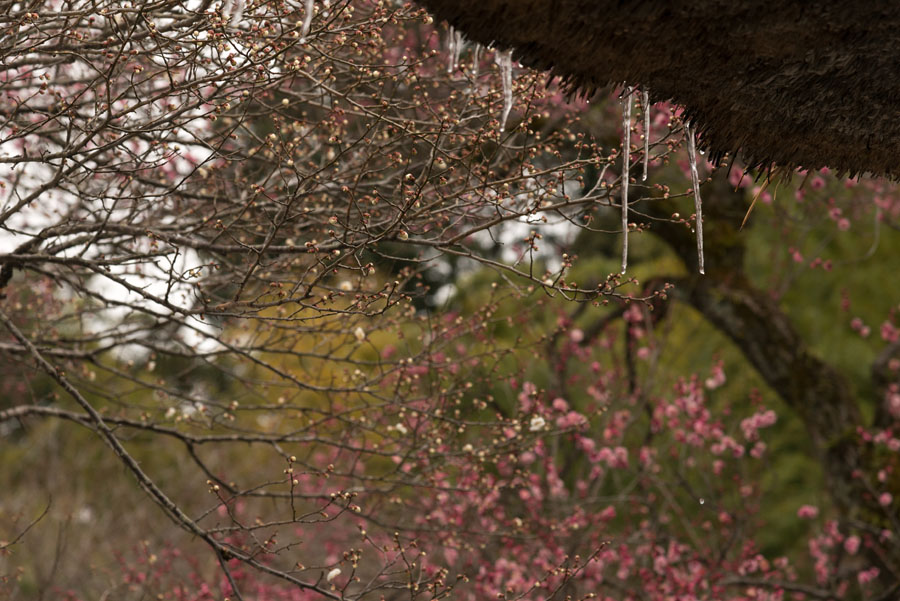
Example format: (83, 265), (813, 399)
(417, 0), (900, 177)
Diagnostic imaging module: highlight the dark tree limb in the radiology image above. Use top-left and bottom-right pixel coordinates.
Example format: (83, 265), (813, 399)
(635, 171), (900, 582)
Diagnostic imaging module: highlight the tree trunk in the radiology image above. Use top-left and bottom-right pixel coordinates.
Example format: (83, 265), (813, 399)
(642, 172), (899, 578)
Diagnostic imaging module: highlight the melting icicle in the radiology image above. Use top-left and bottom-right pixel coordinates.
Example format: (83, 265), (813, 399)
(221, 0), (242, 26)
(229, 0), (245, 27)
(642, 89), (651, 181)
(621, 87), (633, 274)
(447, 27), (465, 73)
(300, 0), (314, 41)
(495, 50), (513, 131)
(471, 43), (482, 81)
(447, 28), (456, 72)
(685, 122), (705, 274)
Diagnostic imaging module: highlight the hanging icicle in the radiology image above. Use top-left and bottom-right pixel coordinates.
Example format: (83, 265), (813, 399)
(230, 0), (244, 27)
(221, 0), (244, 26)
(621, 87), (633, 274)
(642, 89), (651, 181)
(495, 50), (514, 131)
(447, 27), (465, 73)
(471, 43), (482, 81)
(300, 0), (314, 41)
(685, 122), (706, 274)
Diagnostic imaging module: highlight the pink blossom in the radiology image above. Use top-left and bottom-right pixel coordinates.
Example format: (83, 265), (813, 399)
(652, 554), (668, 575)
(858, 567), (880, 585)
(881, 321), (899, 343)
(797, 505), (819, 519)
(879, 492), (893, 507)
(555, 410), (586, 429)
(851, 317), (872, 338)
(843, 535), (860, 555)
(577, 437), (596, 453)
(705, 363), (726, 390)
(728, 168), (751, 189)
(750, 441), (767, 458)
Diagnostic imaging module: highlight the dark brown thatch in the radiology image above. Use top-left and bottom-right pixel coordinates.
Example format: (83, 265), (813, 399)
(417, 0), (900, 177)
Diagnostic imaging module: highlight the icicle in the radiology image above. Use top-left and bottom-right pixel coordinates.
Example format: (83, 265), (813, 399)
(621, 87), (633, 274)
(471, 43), (482, 81)
(495, 50), (513, 131)
(685, 122), (705, 274)
(229, 0), (244, 27)
(447, 27), (464, 73)
(642, 89), (651, 181)
(300, 0), (314, 41)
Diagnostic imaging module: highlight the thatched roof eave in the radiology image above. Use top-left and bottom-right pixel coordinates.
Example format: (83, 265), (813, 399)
(417, 0), (900, 178)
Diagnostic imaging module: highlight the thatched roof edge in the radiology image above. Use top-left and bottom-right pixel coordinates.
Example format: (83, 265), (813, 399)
(417, 0), (900, 178)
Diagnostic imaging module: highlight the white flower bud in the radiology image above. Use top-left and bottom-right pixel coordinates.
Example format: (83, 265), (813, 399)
(326, 568), (341, 582)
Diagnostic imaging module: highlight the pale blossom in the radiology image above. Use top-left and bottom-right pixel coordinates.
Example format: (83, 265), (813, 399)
(529, 415), (546, 431)
(326, 568), (341, 582)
